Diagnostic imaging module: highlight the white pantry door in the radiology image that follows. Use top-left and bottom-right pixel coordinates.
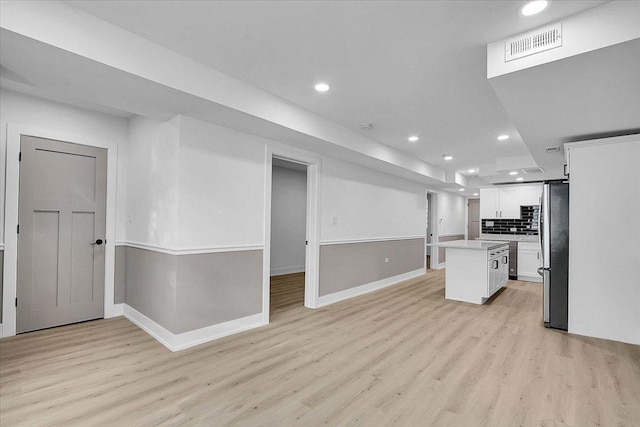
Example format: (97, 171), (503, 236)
(17, 136), (107, 333)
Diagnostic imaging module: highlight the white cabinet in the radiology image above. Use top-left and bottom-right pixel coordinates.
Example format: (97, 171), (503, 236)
(521, 185), (542, 206)
(488, 246), (509, 295)
(499, 187), (521, 219)
(444, 243), (509, 305)
(518, 242), (542, 282)
(480, 184), (542, 219)
(479, 188), (500, 219)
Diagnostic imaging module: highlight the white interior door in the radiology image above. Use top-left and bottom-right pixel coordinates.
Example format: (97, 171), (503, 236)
(17, 136), (107, 333)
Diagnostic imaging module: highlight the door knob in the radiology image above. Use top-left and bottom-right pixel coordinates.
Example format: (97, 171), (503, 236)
(90, 239), (104, 246)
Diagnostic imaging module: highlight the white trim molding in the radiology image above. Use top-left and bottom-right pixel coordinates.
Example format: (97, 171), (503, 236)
(112, 303), (124, 317)
(317, 268), (425, 307)
(437, 233), (466, 238)
(270, 265), (305, 276)
(263, 145), (322, 326)
(123, 305), (266, 352)
(114, 241), (264, 255)
(433, 262), (446, 270)
(0, 244), (5, 250)
(319, 235), (425, 246)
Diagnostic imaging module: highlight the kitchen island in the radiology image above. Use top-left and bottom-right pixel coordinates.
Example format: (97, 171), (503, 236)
(430, 240), (509, 304)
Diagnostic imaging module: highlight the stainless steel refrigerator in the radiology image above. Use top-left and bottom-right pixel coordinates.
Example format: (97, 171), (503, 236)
(539, 181), (569, 330)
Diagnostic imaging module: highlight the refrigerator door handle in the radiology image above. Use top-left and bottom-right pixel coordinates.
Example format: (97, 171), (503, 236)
(543, 269), (550, 324)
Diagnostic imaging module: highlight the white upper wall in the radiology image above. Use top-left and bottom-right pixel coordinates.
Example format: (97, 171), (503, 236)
(435, 191), (466, 236)
(177, 116), (265, 249)
(320, 158), (426, 242)
(0, 89), (129, 244)
(124, 114), (429, 249)
(126, 115), (181, 247)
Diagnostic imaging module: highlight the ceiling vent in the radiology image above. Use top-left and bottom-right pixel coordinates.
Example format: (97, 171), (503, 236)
(545, 146), (561, 153)
(505, 23), (562, 62)
(523, 167), (544, 174)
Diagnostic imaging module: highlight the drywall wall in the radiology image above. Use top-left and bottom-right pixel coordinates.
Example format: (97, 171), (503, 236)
(176, 116), (265, 249)
(319, 238), (424, 296)
(270, 165), (307, 276)
(567, 136), (640, 345)
(126, 115), (181, 248)
(321, 158), (426, 242)
(114, 246), (125, 304)
(436, 191), (466, 236)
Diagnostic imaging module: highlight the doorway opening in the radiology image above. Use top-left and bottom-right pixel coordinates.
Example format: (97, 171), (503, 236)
(426, 191), (439, 270)
(467, 198), (480, 241)
(269, 158), (308, 317)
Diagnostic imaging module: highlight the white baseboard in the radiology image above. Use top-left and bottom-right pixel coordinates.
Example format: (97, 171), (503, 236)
(270, 265), (305, 276)
(317, 268), (425, 307)
(112, 303), (124, 316)
(123, 304), (266, 352)
(518, 275), (543, 283)
(0, 323), (3, 338)
(433, 262), (446, 270)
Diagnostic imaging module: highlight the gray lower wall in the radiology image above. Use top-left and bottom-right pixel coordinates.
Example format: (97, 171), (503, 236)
(176, 250), (262, 334)
(319, 238), (425, 297)
(114, 246), (125, 304)
(438, 235), (465, 264)
(123, 246), (262, 335)
(0, 250), (3, 320)
(124, 247), (178, 332)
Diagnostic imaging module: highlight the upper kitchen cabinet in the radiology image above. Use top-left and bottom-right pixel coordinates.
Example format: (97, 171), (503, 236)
(479, 188), (500, 219)
(480, 184), (542, 219)
(499, 187), (521, 218)
(521, 185), (542, 206)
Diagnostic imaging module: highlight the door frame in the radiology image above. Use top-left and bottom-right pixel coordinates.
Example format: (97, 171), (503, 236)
(263, 145), (321, 324)
(2, 124), (118, 337)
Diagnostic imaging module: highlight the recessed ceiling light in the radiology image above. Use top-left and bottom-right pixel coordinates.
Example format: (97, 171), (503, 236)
(468, 169), (476, 173)
(459, 188), (465, 192)
(473, 193), (479, 196)
(509, 171), (518, 175)
(498, 134), (509, 141)
(520, 0), (549, 16)
(443, 154), (453, 161)
(408, 136), (419, 142)
(516, 177), (524, 181)
(314, 83), (330, 92)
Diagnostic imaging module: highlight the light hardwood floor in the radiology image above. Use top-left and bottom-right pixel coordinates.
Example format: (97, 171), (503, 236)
(1, 269), (639, 426)
(270, 272), (305, 313)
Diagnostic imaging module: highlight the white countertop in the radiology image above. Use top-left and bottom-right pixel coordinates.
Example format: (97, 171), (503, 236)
(478, 234), (539, 243)
(427, 240), (508, 250)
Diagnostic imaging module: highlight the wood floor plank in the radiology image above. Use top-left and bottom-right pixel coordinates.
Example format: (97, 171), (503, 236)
(1, 269), (639, 426)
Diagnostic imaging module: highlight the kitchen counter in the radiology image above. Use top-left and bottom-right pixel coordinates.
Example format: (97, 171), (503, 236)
(431, 239), (508, 250)
(479, 234), (538, 243)
(429, 240), (510, 304)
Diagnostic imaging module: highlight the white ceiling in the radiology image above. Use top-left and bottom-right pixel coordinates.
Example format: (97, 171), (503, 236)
(490, 38), (640, 174)
(63, 0), (609, 188)
(4, 0), (633, 196)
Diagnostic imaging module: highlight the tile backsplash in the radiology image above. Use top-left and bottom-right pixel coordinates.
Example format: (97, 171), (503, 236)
(482, 205), (539, 235)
